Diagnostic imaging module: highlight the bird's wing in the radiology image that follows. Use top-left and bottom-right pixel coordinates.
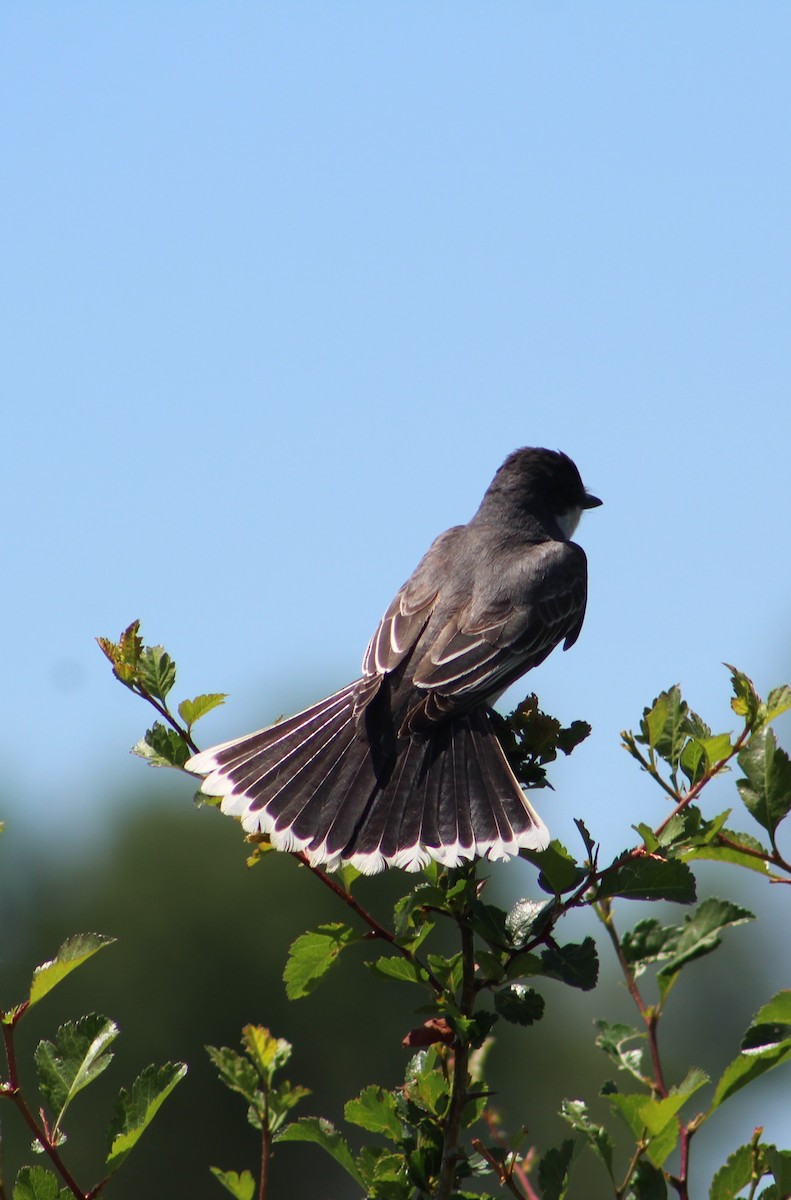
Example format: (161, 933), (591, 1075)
(362, 527), (464, 676)
(408, 539), (588, 717)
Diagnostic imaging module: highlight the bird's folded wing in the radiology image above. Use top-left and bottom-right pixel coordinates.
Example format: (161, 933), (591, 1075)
(411, 540), (589, 701)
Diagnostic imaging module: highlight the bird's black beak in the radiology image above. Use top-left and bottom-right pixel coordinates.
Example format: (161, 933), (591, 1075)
(583, 492), (602, 509)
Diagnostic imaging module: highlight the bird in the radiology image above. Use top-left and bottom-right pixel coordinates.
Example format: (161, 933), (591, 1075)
(186, 447), (601, 875)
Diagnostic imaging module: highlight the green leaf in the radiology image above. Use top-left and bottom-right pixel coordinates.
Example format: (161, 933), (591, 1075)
(634, 823), (660, 853)
(494, 984), (545, 1025)
(283, 924), (361, 999)
(765, 1146), (791, 1196)
(607, 1077), (705, 1170)
(681, 828), (771, 876)
(560, 1099), (614, 1178)
(629, 1160), (668, 1200)
(505, 950), (545, 981)
(97, 620), (143, 684)
(403, 1047), (450, 1116)
(206, 1045), (260, 1105)
(595, 1021), (646, 1082)
(210, 1168), (256, 1200)
(737, 728), (791, 838)
(711, 992), (791, 1110)
(28, 934), (115, 1008)
(598, 857), (696, 904)
(638, 686), (689, 770)
(276, 1118), (364, 1187)
(680, 732), (733, 786)
(766, 684), (791, 723)
(137, 645), (176, 701)
(709, 1143), (753, 1200)
(106, 1062), (187, 1171)
(537, 1139), (576, 1200)
(607, 1092), (680, 1168)
(521, 840), (583, 895)
(34, 1014), (118, 1122)
(541, 937), (599, 991)
(656, 899), (754, 996)
(240, 1025), (291, 1083)
(728, 665), (763, 728)
(12, 1167), (70, 1200)
(132, 722), (191, 769)
(344, 1087), (402, 1141)
(178, 693), (228, 729)
(621, 918), (679, 971)
(366, 956), (426, 987)
(505, 898), (552, 948)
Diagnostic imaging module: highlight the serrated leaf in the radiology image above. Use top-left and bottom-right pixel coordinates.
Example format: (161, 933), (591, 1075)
(97, 620), (144, 684)
(728, 665), (763, 727)
(283, 924), (361, 999)
(403, 1046), (450, 1116)
(638, 686), (689, 771)
(276, 1118), (364, 1186)
(470, 899), (509, 949)
(521, 840), (582, 894)
(505, 898), (552, 948)
(12, 1166), (70, 1200)
(537, 1139), (576, 1200)
(29, 934), (115, 1008)
(656, 899), (754, 997)
(709, 1143), (753, 1200)
(621, 918), (679, 970)
(366, 956), (426, 986)
(541, 937), (599, 991)
(711, 992), (791, 1110)
(595, 1021), (646, 1082)
(210, 1168), (256, 1200)
(178, 693), (228, 729)
(344, 1086), (402, 1140)
(629, 1160), (668, 1199)
(681, 832), (772, 876)
(560, 1099), (614, 1178)
(137, 645), (176, 701)
(737, 728), (791, 838)
(598, 857), (696, 904)
(765, 1146), (791, 1195)
(241, 1025), (291, 1082)
(634, 823), (660, 853)
(680, 732), (733, 786)
(607, 1093), (680, 1168)
(34, 1014), (118, 1122)
(106, 1062), (187, 1171)
(206, 1045), (260, 1104)
(494, 984), (545, 1025)
(132, 722), (191, 769)
(766, 684), (791, 723)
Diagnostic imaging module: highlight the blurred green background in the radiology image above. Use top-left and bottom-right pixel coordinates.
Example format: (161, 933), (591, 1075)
(2, 754), (787, 1199)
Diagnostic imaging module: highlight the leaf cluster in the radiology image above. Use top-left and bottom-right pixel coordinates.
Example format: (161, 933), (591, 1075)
(0, 926), (185, 1200)
(95, 627), (791, 1199)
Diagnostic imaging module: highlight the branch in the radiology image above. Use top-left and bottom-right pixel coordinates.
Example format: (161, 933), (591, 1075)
(437, 907), (476, 1200)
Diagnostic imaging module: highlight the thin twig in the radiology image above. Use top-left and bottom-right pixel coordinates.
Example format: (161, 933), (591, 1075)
(295, 853), (446, 995)
(437, 909), (476, 1200)
(1, 1022), (88, 1200)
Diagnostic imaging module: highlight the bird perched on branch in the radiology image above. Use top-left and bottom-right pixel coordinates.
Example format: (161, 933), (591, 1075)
(187, 447), (601, 874)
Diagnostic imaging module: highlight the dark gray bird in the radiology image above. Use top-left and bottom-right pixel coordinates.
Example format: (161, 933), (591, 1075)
(187, 447), (601, 874)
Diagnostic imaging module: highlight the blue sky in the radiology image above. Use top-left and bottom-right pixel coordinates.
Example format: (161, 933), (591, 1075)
(3, 0), (791, 1168)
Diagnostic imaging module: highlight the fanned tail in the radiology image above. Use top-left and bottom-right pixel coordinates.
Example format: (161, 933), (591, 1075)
(187, 686), (549, 874)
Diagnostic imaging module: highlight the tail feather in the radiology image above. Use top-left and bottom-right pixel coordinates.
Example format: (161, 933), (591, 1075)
(351, 738), (428, 869)
(186, 683), (549, 874)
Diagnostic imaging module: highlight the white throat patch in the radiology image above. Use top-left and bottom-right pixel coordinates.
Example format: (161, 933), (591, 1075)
(556, 506), (582, 540)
